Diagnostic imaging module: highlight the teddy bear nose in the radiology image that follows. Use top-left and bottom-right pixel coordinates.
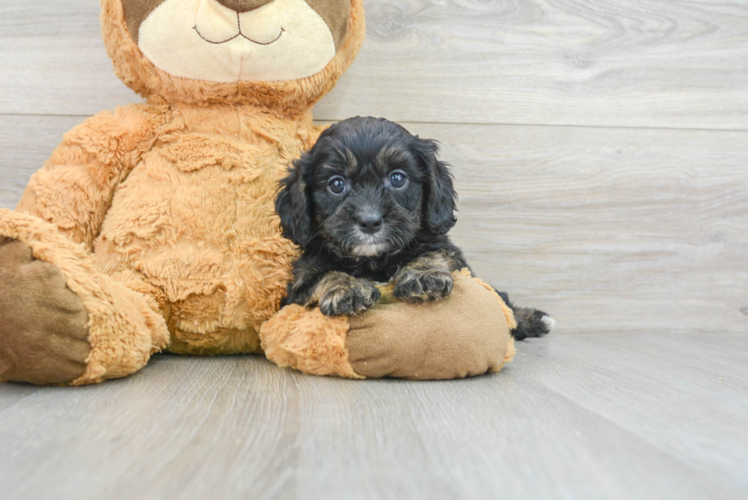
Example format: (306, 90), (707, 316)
(215, 0), (275, 13)
(358, 214), (384, 234)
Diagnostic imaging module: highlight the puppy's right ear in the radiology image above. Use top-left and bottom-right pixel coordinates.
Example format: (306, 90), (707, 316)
(275, 158), (312, 247)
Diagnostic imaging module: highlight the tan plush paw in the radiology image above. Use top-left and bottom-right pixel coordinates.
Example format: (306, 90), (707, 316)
(349, 273), (514, 379)
(0, 210), (170, 385)
(0, 237), (91, 385)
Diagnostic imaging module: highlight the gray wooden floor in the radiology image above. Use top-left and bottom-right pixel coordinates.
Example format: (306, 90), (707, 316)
(1, 0), (748, 498)
(1, 334), (747, 500)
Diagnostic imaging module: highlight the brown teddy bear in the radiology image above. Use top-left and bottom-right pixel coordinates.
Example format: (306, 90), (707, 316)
(0, 0), (516, 386)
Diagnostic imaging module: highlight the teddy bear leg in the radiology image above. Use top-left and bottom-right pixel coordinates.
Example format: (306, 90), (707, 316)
(0, 210), (170, 386)
(0, 236), (91, 385)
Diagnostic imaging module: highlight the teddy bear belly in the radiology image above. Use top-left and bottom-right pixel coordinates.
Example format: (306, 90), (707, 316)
(94, 145), (298, 354)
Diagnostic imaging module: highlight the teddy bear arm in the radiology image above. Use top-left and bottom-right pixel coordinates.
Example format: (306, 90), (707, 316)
(16, 104), (169, 250)
(261, 273), (517, 380)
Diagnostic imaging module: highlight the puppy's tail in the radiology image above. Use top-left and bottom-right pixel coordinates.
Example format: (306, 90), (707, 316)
(494, 289), (555, 340)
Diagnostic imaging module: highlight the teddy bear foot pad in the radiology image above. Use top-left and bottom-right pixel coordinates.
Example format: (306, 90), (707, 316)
(0, 237), (91, 385)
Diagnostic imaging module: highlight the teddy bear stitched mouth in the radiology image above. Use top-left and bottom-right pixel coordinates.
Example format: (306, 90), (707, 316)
(193, 23), (284, 45)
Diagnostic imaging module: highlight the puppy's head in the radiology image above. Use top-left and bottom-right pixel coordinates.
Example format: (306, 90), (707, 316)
(276, 116), (457, 257)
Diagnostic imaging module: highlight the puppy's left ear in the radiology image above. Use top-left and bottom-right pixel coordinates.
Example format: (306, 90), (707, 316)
(415, 138), (457, 234)
(275, 158), (313, 247)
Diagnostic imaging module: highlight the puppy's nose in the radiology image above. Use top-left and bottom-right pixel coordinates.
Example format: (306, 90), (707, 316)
(358, 215), (384, 234)
(215, 0), (275, 13)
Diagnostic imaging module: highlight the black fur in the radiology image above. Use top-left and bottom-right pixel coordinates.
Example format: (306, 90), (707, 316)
(275, 116), (552, 339)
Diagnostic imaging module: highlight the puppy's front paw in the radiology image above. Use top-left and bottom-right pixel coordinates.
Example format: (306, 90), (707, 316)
(393, 268), (454, 303)
(316, 274), (380, 316)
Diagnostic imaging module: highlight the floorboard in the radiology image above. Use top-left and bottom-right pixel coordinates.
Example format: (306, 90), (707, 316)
(0, 333), (745, 500)
(1, 1), (747, 498)
(1, 0), (747, 129)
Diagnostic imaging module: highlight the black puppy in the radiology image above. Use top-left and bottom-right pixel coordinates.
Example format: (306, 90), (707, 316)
(275, 116), (553, 340)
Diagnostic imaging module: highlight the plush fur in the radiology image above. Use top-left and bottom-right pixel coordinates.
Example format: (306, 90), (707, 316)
(0, 0), (539, 385)
(276, 117), (553, 339)
(0, 0), (365, 385)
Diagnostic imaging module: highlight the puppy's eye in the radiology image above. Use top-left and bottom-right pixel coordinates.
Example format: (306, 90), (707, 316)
(389, 171), (408, 189)
(328, 176), (347, 195)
